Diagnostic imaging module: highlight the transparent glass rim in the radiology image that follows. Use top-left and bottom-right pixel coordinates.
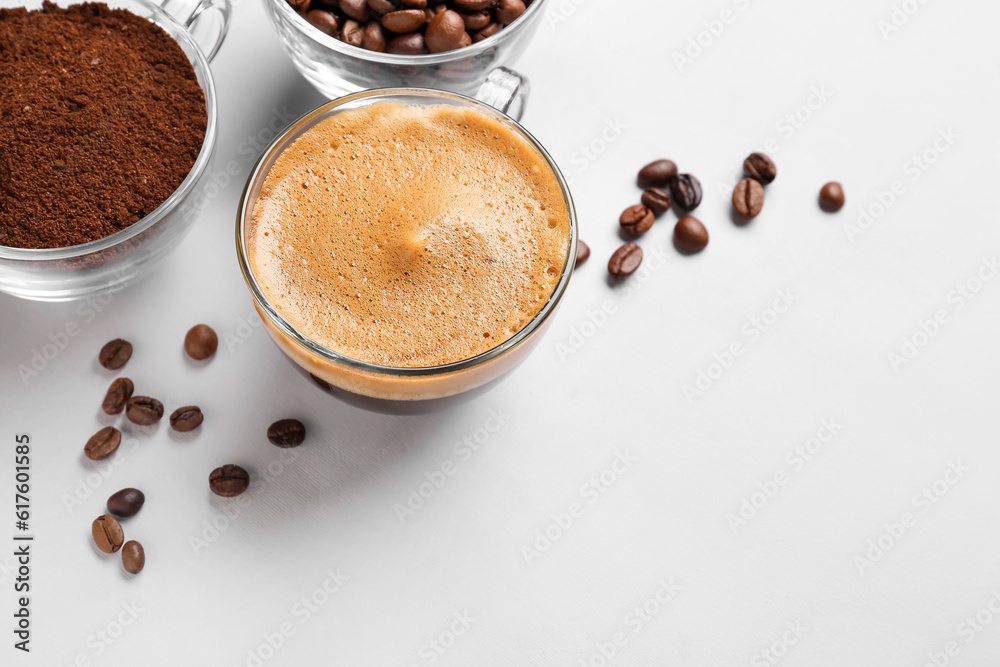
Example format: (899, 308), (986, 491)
(236, 87), (578, 377)
(269, 0), (550, 66)
(0, 0), (218, 261)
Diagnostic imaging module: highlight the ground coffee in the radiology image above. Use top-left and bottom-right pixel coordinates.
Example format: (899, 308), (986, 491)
(0, 1), (207, 249)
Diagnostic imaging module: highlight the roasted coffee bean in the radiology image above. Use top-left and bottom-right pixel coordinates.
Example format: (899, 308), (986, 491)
(452, 0), (493, 9)
(669, 174), (702, 210)
(92, 515), (124, 553)
(472, 22), (500, 41)
(107, 488), (145, 518)
(576, 240), (590, 266)
(122, 540), (145, 574)
(673, 216), (709, 254)
(732, 177), (765, 219)
(743, 152), (777, 185)
(387, 31), (427, 53)
(381, 8), (425, 31)
(619, 204), (655, 236)
(495, 0), (525, 24)
(641, 187), (671, 215)
(298, 0), (517, 51)
(209, 464), (250, 497)
(426, 9), (468, 52)
(637, 159), (678, 188)
(101, 377), (134, 415)
(98, 338), (132, 370)
(339, 0), (371, 21)
(305, 9), (339, 34)
(170, 406), (204, 432)
(310, 373), (333, 391)
(608, 242), (643, 278)
(125, 396), (164, 426)
(184, 324), (218, 360)
(457, 8), (490, 30)
(819, 181), (845, 211)
(267, 419), (307, 448)
(362, 21), (387, 50)
(343, 19), (365, 45)
(85, 426), (121, 461)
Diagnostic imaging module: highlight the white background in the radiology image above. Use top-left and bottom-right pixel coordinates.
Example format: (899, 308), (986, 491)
(3, 0), (1000, 665)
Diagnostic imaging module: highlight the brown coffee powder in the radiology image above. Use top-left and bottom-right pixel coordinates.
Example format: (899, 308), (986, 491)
(0, 1), (207, 249)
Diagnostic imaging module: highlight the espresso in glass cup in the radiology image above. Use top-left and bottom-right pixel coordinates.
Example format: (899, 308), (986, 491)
(236, 88), (577, 414)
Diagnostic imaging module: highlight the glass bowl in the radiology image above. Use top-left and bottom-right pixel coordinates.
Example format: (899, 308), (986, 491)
(263, 0), (549, 117)
(236, 88), (578, 414)
(0, 0), (230, 301)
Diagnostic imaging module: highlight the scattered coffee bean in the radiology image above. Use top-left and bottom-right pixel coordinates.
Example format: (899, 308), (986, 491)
(669, 174), (702, 210)
(184, 324), (218, 360)
(121, 540), (145, 574)
(292, 0), (527, 51)
(85, 426), (121, 461)
(305, 9), (339, 35)
(608, 242), (643, 278)
(641, 187), (671, 216)
(576, 240), (590, 266)
(98, 338), (132, 370)
(209, 464), (250, 497)
(311, 373), (334, 391)
(267, 419), (307, 448)
(637, 159), (678, 188)
(743, 152), (777, 185)
(733, 177), (765, 219)
(170, 406), (204, 432)
(674, 216), (709, 254)
(101, 377), (134, 415)
(619, 204), (655, 236)
(819, 181), (845, 211)
(426, 9), (469, 52)
(107, 488), (145, 518)
(125, 396), (164, 426)
(92, 514), (124, 553)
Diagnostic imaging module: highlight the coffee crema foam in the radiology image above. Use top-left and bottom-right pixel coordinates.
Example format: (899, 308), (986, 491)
(248, 101), (571, 367)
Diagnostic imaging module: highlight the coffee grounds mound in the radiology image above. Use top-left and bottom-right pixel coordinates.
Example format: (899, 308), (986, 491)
(0, 1), (207, 249)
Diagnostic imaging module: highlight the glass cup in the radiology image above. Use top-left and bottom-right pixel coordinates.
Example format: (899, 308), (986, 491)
(0, 0), (230, 301)
(236, 87), (578, 414)
(263, 0), (550, 120)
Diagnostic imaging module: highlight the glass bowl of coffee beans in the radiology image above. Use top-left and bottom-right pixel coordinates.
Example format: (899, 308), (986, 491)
(265, 0), (545, 116)
(0, 0), (229, 301)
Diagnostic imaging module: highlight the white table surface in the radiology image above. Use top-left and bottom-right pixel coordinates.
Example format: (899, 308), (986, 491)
(3, 0), (1000, 664)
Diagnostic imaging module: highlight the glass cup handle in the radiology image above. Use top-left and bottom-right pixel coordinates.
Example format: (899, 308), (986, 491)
(160, 0), (232, 62)
(186, 0), (231, 62)
(475, 67), (530, 122)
